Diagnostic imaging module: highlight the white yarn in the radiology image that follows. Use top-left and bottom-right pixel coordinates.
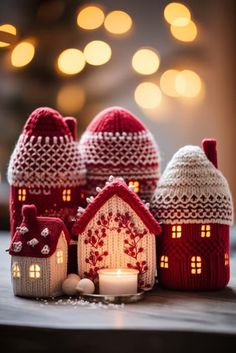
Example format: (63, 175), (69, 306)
(151, 146), (233, 225)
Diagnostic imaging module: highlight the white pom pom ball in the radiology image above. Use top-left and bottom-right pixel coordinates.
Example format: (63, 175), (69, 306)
(76, 278), (95, 294)
(62, 276), (80, 296)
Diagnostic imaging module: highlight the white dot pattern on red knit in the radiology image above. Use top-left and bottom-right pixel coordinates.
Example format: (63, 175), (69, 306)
(8, 134), (86, 189)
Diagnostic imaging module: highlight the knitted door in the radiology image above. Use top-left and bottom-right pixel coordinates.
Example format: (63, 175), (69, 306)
(151, 139), (233, 290)
(7, 107), (86, 237)
(79, 106), (160, 202)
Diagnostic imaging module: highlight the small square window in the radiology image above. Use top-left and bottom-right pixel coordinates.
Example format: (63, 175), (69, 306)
(201, 224), (211, 238)
(12, 263), (21, 278)
(224, 253), (229, 266)
(18, 189), (26, 202)
(191, 256), (202, 274)
(63, 189), (71, 202)
(160, 255), (168, 268)
(56, 250), (63, 264)
(128, 181), (140, 193)
(29, 264), (41, 278)
(172, 225), (182, 238)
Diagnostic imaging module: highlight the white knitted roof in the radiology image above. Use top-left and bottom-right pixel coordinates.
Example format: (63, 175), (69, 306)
(7, 134), (86, 189)
(151, 145), (233, 225)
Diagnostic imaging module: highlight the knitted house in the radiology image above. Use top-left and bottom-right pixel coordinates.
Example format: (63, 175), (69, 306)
(80, 107), (160, 202)
(7, 107), (86, 236)
(151, 139), (234, 290)
(73, 177), (161, 290)
(9, 205), (70, 297)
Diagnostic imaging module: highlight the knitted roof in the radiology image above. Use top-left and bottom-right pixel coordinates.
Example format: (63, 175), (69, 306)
(80, 106), (160, 181)
(73, 179), (161, 235)
(151, 145), (233, 225)
(9, 205), (70, 258)
(7, 107), (86, 189)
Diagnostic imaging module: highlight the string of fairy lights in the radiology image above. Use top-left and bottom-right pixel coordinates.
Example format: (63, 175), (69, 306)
(0, 2), (203, 115)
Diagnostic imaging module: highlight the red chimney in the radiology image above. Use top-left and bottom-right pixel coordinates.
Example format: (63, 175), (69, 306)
(202, 138), (218, 168)
(64, 117), (77, 140)
(22, 205), (37, 223)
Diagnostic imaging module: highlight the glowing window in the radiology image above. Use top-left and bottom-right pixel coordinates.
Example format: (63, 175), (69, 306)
(12, 263), (20, 278)
(160, 255), (168, 268)
(172, 225), (182, 238)
(29, 264), (41, 279)
(56, 250), (63, 264)
(128, 181), (140, 193)
(63, 189), (71, 201)
(18, 189), (26, 201)
(201, 224), (211, 238)
(225, 253), (229, 266)
(191, 256), (202, 274)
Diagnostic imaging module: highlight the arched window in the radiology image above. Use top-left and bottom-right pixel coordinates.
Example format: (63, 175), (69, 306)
(18, 189), (26, 201)
(12, 263), (21, 278)
(128, 181), (140, 193)
(56, 249), (63, 264)
(191, 256), (202, 274)
(62, 189), (71, 201)
(201, 224), (211, 238)
(225, 253), (229, 266)
(160, 255), (168, 268)
(172, 225), (182, 238)
(29, 264), (41, 278)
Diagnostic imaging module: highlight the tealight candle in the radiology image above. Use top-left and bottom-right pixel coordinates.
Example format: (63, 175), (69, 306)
(98, 268), (139, 295)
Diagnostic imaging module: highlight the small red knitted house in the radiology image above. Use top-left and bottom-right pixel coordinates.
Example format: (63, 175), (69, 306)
(9, 205), (70, 297)
(7, 107), (86, 236)
(73, 177), (161, 290)
(151, 139), (233, 290)
(79, 107), (160, 202)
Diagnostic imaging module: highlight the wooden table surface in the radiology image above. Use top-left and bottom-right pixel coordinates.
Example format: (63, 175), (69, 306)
(1, 232), (236, 353)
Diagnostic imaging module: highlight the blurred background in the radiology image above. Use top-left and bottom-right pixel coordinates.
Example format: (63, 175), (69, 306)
(0, 0), (235, 229)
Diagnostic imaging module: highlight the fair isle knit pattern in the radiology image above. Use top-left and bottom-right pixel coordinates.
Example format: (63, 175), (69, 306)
(8, 134), (86, 189)
(151, 145), (233, 225)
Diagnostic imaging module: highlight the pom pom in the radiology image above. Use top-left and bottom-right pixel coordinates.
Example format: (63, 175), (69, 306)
(62, 276), (80, 296)
(67, 273), (81, 280)
(76, 278), (95, 294)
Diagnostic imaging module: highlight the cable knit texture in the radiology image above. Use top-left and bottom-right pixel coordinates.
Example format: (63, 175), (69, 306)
(151, 145), (233, 225)
(80, 107), (160, 201)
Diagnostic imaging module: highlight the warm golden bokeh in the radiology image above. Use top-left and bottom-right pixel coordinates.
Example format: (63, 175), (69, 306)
(170, 20), (197, 42)
(160, 69), (180, 97)
(164, 2), (191, 25)
(84, 40), (112, 66)
(104, 10), (132, 34)
(0, 24), (17, 47)
(77, 5), (105, 30)
(11, 41), (35, 68)
(57, 48), (85, 75)
(135, 82), (162, 109)
(175, 70), (202, 97)
(132, 48), (160, 75)
(57, 84), (85, 114)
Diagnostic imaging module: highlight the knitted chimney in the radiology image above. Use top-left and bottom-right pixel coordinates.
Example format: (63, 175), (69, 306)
(7, 107), (86, 236)
(151, 139), (233, 290)
(79, 106), (160, 202)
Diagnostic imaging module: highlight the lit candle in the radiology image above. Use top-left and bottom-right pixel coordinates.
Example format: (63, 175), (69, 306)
(98, 268), (139, 295)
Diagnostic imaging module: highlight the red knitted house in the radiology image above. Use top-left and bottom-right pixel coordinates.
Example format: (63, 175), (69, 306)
(151, 139), (233, 290)
(79, 107), (160, 202)
(9, 205), (70, 297)
(73, 177), (161, 290)
(7, 107), (86, 236)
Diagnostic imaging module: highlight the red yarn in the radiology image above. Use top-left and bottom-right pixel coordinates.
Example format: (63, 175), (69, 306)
(202, 138), (218, 168)
(87, 106), (147, 133)
(64, 117), (77, 140)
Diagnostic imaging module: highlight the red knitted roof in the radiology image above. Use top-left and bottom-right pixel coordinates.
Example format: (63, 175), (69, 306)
(73, 179), (161, 235)
(23, 107), (71, 137)
(9, 205), (70, 258)
(86, 107), (147, 133)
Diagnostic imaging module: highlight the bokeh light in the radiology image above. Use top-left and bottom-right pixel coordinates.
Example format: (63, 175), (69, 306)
(164, 2), (191, 26)
(77, 5), (104, 30)
(11, 41), (35, 68)
(160, 69), (180, 97)
(175, 70), (202, 98)
(104, 10), (132, 34)
(57, 48), (85, 75)
(57, 84), (85, 114)
(135, 82), (162, 109)
(0, 24), (17, 47)
(132, 48), (160, 75)
(84, 40), (112, 66)
(170, 20), (197, 42)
